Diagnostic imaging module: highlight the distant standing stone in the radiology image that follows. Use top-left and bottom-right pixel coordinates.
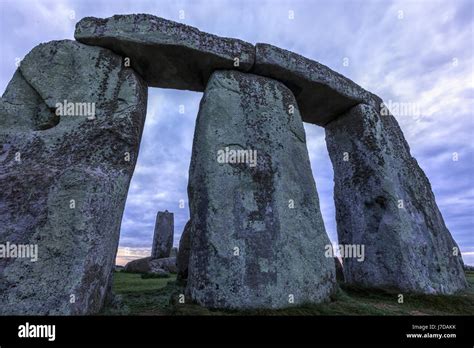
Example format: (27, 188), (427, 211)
(151, 210), (174, 259)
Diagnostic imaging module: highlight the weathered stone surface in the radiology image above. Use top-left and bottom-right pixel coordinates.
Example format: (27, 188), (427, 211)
(186, 70), (336, 309)
(325, 103), (467, 294)
(0, 40), (147, 314)
(151, 210), (174, 259)
(150, 257), (177, 274)
(124, 256), (177, 274)
(334, 257), (344, 282)
(75, 14), (255, 91)
(177, 220), (191, 281)
(252, 43), (382, 126)
(124, 257), (152, 273)
(170, 247), (178, 258)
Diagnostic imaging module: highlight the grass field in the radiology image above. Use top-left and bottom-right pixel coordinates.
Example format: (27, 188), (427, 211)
(102, 271), (474, 315)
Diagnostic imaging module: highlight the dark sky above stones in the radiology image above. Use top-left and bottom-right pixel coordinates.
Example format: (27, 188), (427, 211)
(0, 0), (472, 265)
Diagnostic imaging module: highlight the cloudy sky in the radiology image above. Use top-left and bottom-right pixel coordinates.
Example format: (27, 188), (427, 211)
(1, 0), (472, 265)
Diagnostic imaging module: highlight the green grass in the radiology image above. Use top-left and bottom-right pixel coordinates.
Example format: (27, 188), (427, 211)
(114, 272), (175, 293)
(102, 271), (474, 316)
(101, 272), (177, 315)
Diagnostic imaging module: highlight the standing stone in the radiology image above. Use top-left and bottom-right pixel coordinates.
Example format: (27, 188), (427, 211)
(325, 103), (467, 294)
(186, 70), (336, 309)
(334, 258), (344, 282)
(151, 210), (174, 259)
(0, 40), (147, 314)
(177, 220), (191, 282)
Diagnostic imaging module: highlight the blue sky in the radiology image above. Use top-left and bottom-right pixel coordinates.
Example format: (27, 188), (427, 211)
(1, 0), (472, 265)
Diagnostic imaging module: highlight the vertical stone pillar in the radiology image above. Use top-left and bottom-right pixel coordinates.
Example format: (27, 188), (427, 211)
(0, 40), (147, 314)
(186, 70), (336, 309)
(177, 220), (191, 282)
(325, 103), (467, 294)
(151, 210), (174, 259)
